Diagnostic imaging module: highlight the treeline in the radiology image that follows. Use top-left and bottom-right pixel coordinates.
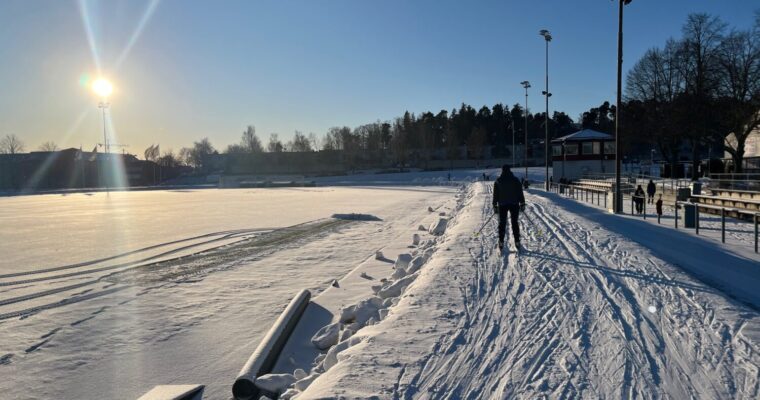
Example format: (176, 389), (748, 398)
(624, 12), (760, 173)
(170, 104), (579, 172)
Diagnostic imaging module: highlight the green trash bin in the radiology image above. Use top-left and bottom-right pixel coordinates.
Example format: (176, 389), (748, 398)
(683, 203), (696, 228)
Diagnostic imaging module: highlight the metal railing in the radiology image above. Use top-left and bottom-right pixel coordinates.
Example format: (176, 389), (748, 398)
(544, 181), (759, 253)
(674, 201), (759, 253)
(702, 176), (760, 191)
(581, 172), (692, 196)
(548, 182), (608, 208)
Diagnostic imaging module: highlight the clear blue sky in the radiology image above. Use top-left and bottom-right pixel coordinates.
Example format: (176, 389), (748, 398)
(0, 0), (757, 155)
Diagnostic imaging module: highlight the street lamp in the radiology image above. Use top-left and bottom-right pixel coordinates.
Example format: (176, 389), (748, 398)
(540, 30), (552, 190)
(520, 81), (531, 180)
(614, 0), (633, 213)
(92, 78), (113, 191)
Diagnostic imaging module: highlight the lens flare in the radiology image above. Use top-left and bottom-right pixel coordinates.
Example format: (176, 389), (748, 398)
(92, 78), (113, 98)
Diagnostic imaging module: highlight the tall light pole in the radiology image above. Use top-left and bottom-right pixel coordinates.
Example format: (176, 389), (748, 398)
(521, 81), (531, 180)
(92, 78), (113, 192)
(540, 30), (552, 189)
(511, 113), (516, 166)
(614, 0), (633, 213)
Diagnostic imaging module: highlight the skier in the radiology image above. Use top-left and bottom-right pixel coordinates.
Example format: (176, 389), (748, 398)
(493, 165), (526, 252)
(647, 179), (656, 204)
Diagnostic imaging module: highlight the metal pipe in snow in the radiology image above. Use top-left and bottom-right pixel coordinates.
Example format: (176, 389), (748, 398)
(232, 289), (311, 400)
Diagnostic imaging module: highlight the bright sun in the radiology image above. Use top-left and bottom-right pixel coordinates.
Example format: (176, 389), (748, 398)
(92, 78), (113, 98)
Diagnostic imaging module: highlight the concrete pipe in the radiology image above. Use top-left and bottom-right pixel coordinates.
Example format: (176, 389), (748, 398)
(232, 289), (311, 400)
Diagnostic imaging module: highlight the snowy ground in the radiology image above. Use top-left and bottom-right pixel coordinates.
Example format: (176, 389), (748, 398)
(287, 182), (760, 399)
(0, 184), (460, 399)
(8, 167), (757, 399)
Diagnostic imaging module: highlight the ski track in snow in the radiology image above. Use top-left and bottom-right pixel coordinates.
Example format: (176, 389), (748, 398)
(313, 182), (759, 399)
(406, 185), (759, 399)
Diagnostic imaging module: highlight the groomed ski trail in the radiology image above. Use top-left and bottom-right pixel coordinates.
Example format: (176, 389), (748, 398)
(411, 184), (760, 399)
(305, 182), (760, 399)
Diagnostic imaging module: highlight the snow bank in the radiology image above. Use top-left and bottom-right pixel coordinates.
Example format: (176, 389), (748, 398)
(254, 373), (296, 394)
(428, 217), (448, 236)
(310, 322), (340, 350)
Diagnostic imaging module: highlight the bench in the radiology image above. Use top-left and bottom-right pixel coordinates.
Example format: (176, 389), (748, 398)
(690, 194), (760, 219)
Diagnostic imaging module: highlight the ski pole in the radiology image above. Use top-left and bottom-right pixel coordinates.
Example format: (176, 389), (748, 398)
(473, 212), (496, 237)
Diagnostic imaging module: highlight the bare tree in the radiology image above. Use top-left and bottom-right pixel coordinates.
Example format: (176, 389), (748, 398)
(144, 144), (160, 161)
(241, 125), (263, 153)
(717, 29), (760, 172)
(267, 134), (283, 153)
(308, 132), (320, 151)
(0, 134), (25, 154)
(289, 131), (312, 152)
(678, 13), (727, 178)
(38, 141), (59, 152)
(187, 138), (215, 169)
(178, 147), (192, 166)
(158, 149), (179, 167)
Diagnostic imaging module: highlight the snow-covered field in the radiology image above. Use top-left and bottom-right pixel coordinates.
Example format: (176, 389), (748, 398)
(4, 167), (758, 399)
(0, 184), (461, 399)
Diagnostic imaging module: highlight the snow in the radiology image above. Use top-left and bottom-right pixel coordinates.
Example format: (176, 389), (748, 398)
(5, 167), (758, 399)
(310, 322), (340, 350)
(0, 184), (459, 399)
(295, 182), (760, 399)
(428, 217), (448, 235)
(254, 373), (295, 394)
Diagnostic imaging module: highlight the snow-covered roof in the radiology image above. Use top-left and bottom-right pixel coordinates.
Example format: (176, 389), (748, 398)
(552, 129), (613, 143)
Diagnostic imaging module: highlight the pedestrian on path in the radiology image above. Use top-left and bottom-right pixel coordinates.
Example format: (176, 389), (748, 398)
(656, 194), (663, 223)
(634, 185), (645, 214)
(493, 165), (526, 251)
(647, 179), (656, 204)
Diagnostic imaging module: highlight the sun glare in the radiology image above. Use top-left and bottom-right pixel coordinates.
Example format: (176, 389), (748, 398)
(92, 78), (113, 98)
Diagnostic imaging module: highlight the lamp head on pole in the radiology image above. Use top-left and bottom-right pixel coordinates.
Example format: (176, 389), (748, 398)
(540, 29), (552, 41)
(520, 81), (531, 89)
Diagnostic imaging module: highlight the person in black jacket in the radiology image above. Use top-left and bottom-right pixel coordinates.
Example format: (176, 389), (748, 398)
(492, 165), (526, 250)
(646, 179), (656, 204)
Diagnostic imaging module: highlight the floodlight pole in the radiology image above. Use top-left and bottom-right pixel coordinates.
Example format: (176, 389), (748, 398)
(614, 0), (632, 213)
(99, 100), (110, 193)
(540, 30), (552, 190)
(511, 115), (516, 166)
(521, 81), (531, 180)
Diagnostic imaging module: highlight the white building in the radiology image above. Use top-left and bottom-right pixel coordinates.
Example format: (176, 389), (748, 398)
(551, 129), (616, 181)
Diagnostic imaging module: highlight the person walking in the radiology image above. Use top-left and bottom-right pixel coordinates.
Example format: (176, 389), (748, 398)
(656, 194), (664, 224)
(647, 179), (656, 204)
(634, 185), (645, 214)
(493, 165), (526, 252)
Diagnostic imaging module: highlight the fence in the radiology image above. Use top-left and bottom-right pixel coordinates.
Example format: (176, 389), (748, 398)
(544, 181), (759, 253)
(548, 182), (608, 208)
(674, 201), (759, 253)
(581, 172), (692, 196)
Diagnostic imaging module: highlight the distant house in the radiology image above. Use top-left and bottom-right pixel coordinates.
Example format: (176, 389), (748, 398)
(551, 129), (615, 181)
